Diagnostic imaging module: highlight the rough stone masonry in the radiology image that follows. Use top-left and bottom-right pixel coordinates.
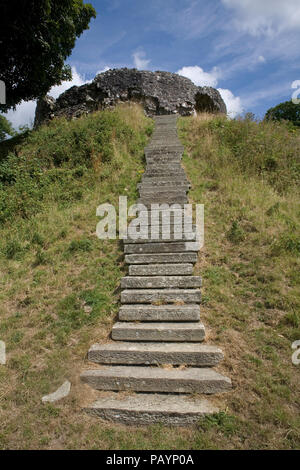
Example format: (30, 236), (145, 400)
(34, 68), (226, 126)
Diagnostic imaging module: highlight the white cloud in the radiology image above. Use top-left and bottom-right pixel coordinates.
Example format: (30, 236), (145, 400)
(49, 67), (88, 99)
(4, 67), (88, 130)
(176, 65), (242, 118)
(258, 55), (266, 63)
(222, 0), (300, 36)
(133, 50), (150, 70)
(5, 100), (37, 130)
(177, 65), (220, 87)
(218, 88), (243, 118)
(96, 66), (110, 76)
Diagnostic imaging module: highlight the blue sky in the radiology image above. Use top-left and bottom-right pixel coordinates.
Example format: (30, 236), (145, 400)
(6, 0), (300, 128)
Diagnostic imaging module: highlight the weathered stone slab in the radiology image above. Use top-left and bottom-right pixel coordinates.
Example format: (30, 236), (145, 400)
(112, 322), (205, 342)
(138, 197), (188, 207)
(144, 169), (183, 175)
(139, 190), (187, 198)
(124, 241), (200, 253)
(80, 366), (232, 394)
(146, 145), (184, 152)
(121, 288), (201, 304)
(124, 253), (198, 264)
(88, 342), (223, 366)
(124, 232), (198, 244)
(146, 158), (182, 165)
(145, 154), (182, 162)
(129, 216), (192, 228)
(138, 180), (190, 188)
(121, 276), (202, 289)
(128, 263), (193, 276)
(42, 381), (71, 403)
(119, 304), (200, 321)
(144, 166), (185, 173)
(84, 393), (218, 426)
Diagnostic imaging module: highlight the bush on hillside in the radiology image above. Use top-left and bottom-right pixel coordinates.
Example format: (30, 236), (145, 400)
(0, 105), (152, 223)
(265, 100), (300, 127)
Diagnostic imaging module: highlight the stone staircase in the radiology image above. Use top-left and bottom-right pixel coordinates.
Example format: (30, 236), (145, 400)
(81, 115), (231, 425)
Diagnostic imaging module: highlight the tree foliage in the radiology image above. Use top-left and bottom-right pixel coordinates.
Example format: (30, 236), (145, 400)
(0, 0), (96, 111)
(265, 100), (300, 127)
(0, 116), (16, 141)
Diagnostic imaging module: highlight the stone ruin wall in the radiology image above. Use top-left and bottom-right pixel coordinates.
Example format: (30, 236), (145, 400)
(34, 68), (227, 127)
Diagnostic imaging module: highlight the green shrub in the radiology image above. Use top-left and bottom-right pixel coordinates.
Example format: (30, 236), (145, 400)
(0, 105), (151, 225)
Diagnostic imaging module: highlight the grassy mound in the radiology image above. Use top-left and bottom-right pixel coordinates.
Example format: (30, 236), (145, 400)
(0, 108), (299, 449)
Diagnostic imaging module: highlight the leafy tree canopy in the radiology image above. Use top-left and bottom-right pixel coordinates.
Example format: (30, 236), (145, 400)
(265, 100), (300, 127)
(0, 0), (96, 111)
(0, 115), (16, 141)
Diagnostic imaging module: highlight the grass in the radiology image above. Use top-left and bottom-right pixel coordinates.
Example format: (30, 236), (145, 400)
(177, 113), (300, 449)
(0, 106), (299, 449)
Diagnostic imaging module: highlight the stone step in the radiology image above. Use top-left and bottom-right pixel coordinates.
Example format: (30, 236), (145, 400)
(128, 263), (193, 276)
(138, 195), (188, 201)
(137, 206), (188, 215)
(139, 189), (187, 197)
(131, 214), (193, 227)
(144, 170), (186, 177)
(138, 180), (190, 188)
(81, 366), (232, 394)
(119, 304), (200, 321)
(88, 342), (223, 366)
(139, 188), (189, 195)
(146, 157), (182, 164)
(121, 276), (202, 289)
(84, 393), (218, 426)
(145, 140), (181, 145)
(121, 289), (201, 304)
(124, 241), (201, 254)
(144, 165), (184, 172)
(124, 232), (198, 244)
(145, 152), (182, 158)
(140, 181), (190, 188)
(138, 197), (188, 206)
(125, 253), (198, 264)
(149, 137), (179, 142)
(111, 322), (205, 342)
(125, 223), (196, 232)
(145, 145), (184, 151)
(144, 164), (185, 170)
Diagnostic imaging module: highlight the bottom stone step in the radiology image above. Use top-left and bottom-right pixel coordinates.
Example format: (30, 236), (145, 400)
(84, 393), (218, 426)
